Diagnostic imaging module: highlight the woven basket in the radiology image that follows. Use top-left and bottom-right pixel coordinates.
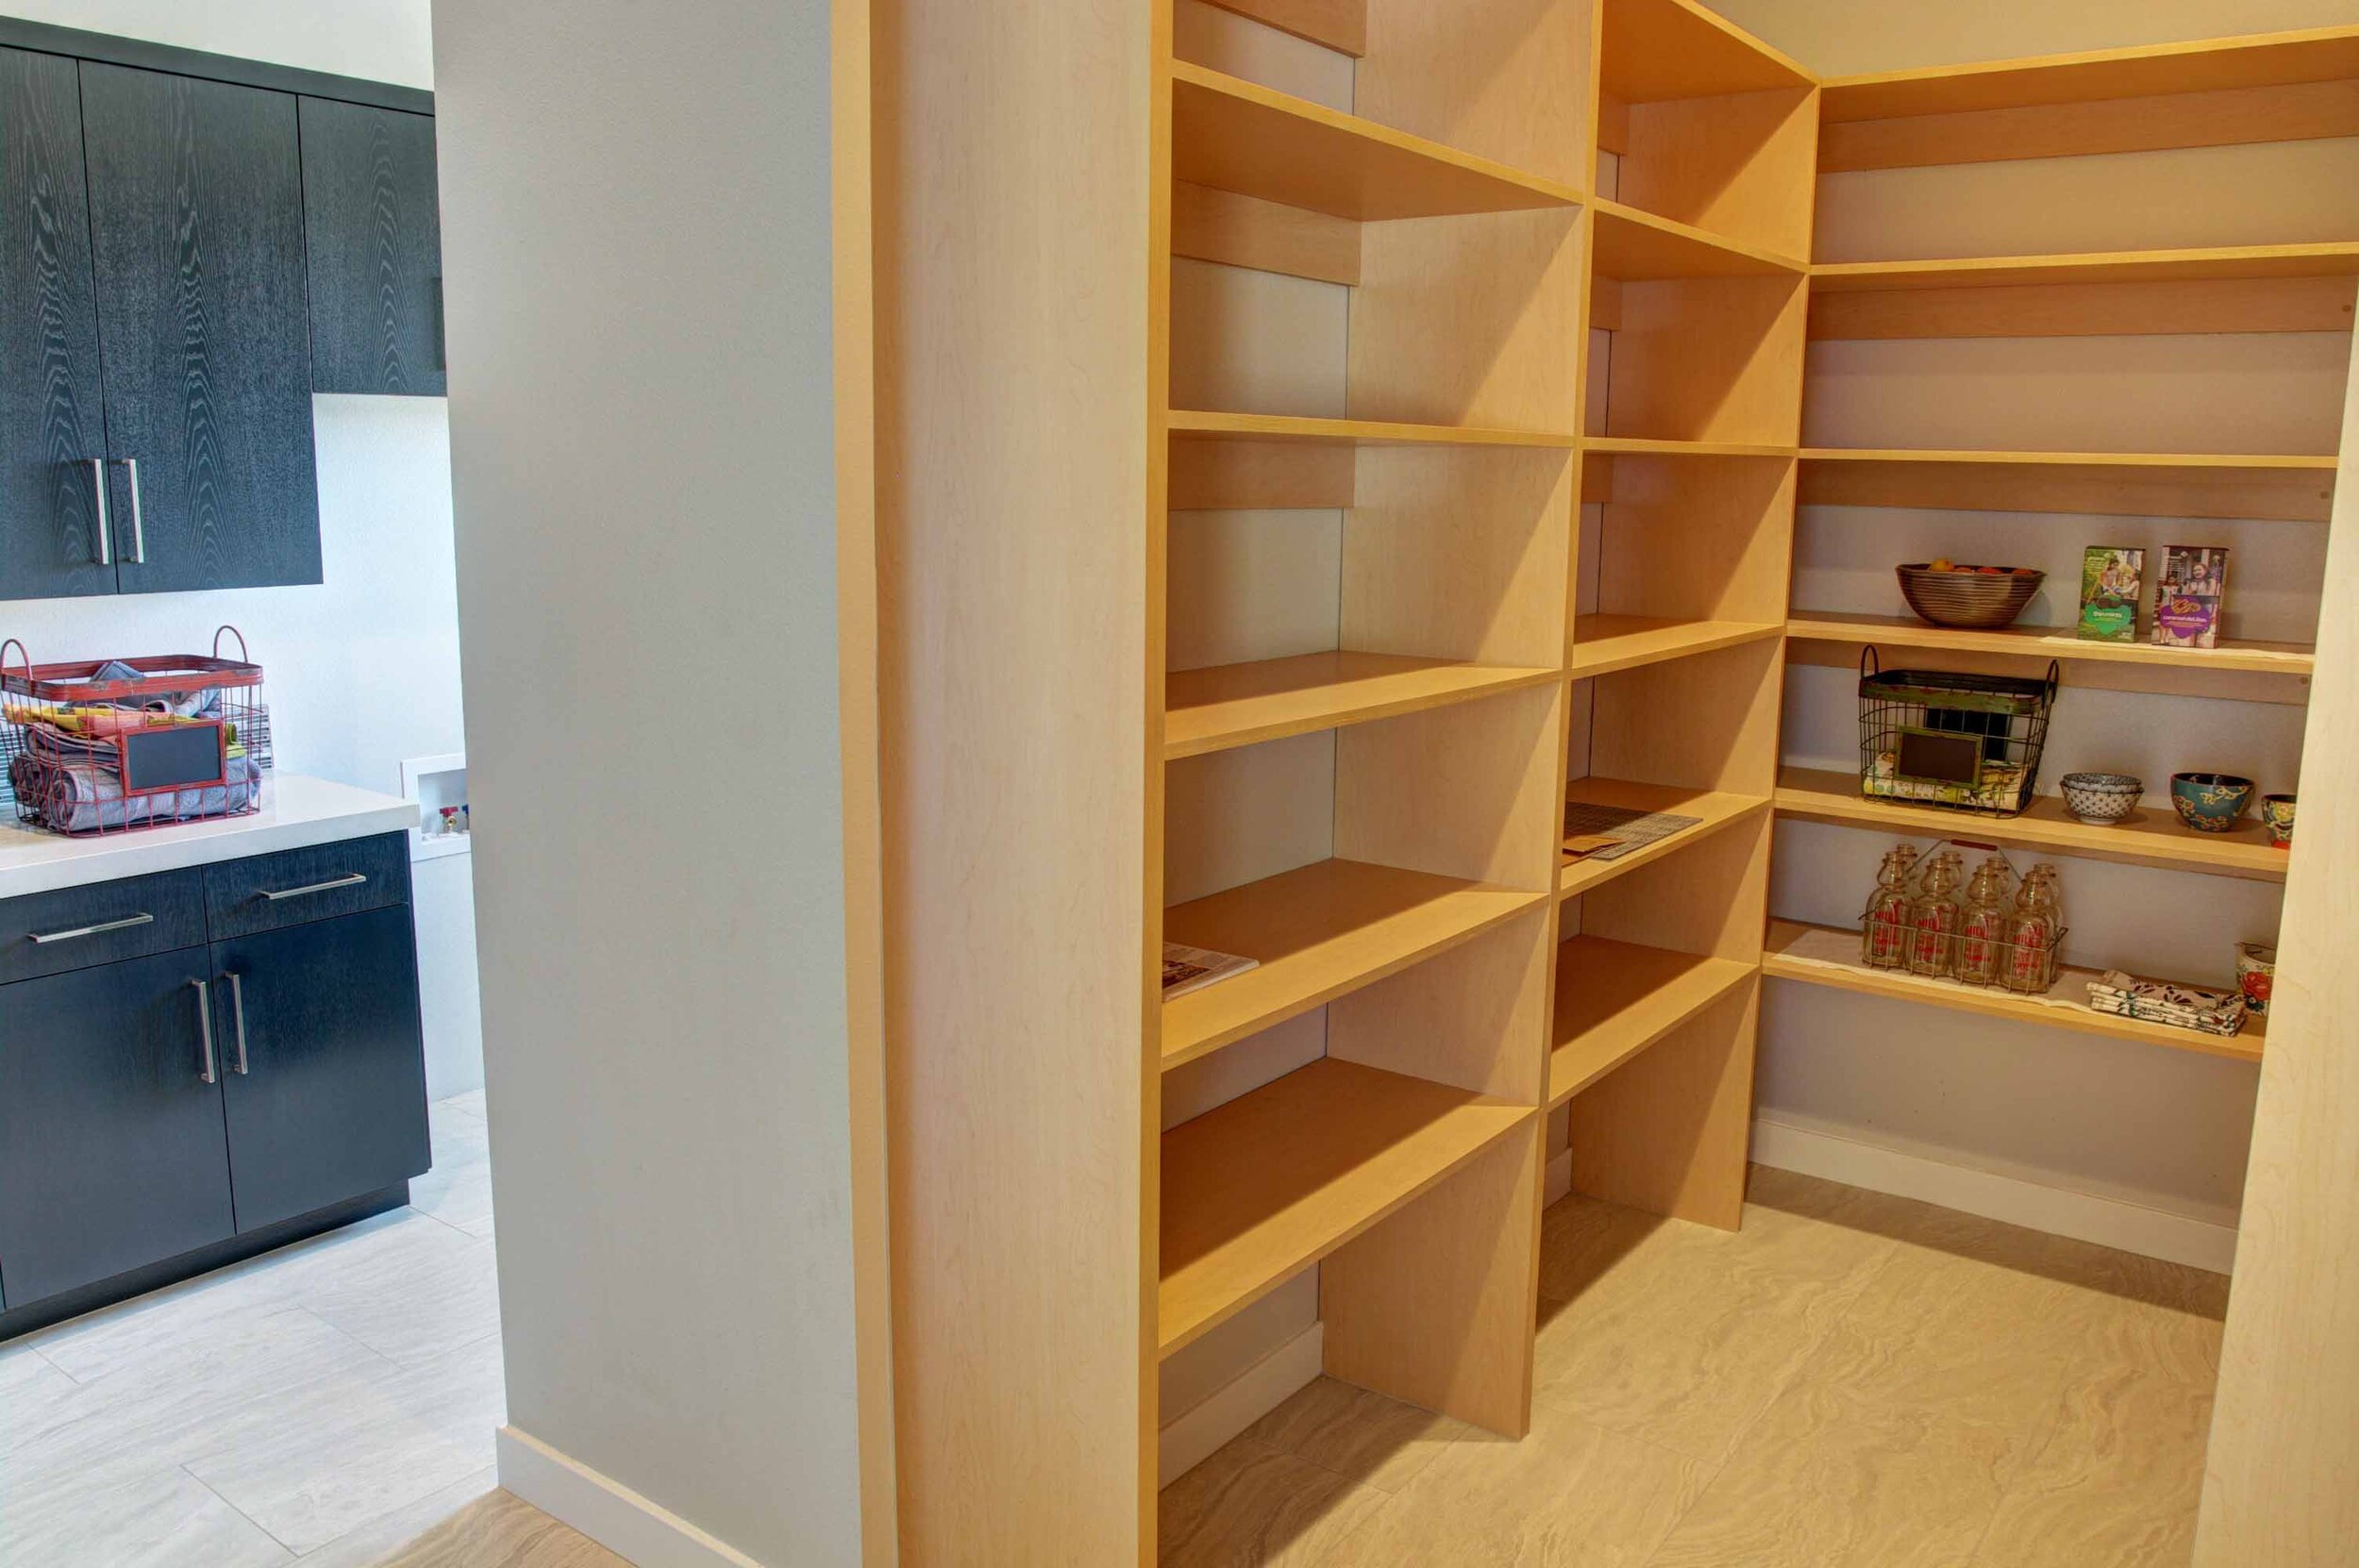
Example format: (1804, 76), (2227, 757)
(1897, 565), (2044, 630)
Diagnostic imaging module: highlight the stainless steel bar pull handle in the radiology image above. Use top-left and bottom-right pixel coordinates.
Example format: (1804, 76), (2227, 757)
(114, 458), (146, 563)
(259, 873), (368, 902)
(226, 973), (251, 1076)
(27, 911), (155, 945)
(191, 978), (218, 1084)
(89, 459), (112, 566)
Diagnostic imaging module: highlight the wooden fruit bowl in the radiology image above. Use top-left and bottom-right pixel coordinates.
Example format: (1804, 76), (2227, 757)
(1897, 563), (2044, 630)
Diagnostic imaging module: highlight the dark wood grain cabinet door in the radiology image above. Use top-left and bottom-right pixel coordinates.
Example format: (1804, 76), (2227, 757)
(0, 948), (235, 1308)
(78, 60), (321, 592)
(214, 905), (428, 1233)
(300, 97), (443, 396)
(0, 46), (116, 599)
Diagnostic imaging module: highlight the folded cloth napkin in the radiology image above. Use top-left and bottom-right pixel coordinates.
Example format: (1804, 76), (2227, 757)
(2087, 971), (2247, 1036)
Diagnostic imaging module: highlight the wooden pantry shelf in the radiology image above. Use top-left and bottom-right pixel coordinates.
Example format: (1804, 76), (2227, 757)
(1570, 615), (1784, 678)
(1560, 778), (1771, 901)
(1169, 61), (1584, 222)
(1600, 0), (1814, 103)
(1583, 435), (1799, 459)
(1550, 936), (1756, 1105)
(1786, 612), (2316, 679)
(1819, 25), (2359, 122)
(1165, 650), (1561, 759)
(1775, 766), (2289, 882)
(1813, 242), (2359, 292)
(1159, 1057), (1533, 1356)
(1161, 858), (1545, 1070)
(1763, 919), (2265, 1063)
(1592, 198), (1807, 280)
(1800, 447), (2340, 471)
(1168, 409), (1580, 448)
(1796, 449), (2339, 525)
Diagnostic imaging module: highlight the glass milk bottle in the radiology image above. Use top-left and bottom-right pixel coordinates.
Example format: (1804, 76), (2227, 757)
(1907, 851), (1964, 977)
(1862, 845), (1918, 970)
(2004, 865), (2062, 993)
(1954, 856), (2014, 987)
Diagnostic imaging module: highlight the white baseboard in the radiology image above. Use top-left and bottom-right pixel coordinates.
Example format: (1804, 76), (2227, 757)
(497, 1425), (763, 1568)
(1750, 1118), (2239, 1275)
(1544, 1146), (1572, 1207)
(1158, 1322), (1325, 1488)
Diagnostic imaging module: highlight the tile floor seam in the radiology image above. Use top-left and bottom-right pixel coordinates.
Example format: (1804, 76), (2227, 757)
(180, 1459), (301, 1560)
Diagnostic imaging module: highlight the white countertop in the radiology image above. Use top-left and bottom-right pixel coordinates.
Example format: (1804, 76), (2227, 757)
(0, 774), (420, 900)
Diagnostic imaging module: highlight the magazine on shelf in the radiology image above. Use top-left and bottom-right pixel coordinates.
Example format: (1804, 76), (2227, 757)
(1163, 942), (1258, 1000)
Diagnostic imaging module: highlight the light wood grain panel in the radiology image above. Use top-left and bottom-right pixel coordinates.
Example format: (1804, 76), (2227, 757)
(1195, 0), (1365, 56)
(1822, 77), (2359, 172)
(1765, 919), (2267, 1063)
(1169, 409), (1579, 446)
(1605, 274), (1811, 444)
(2194, 269), (2359, 1566)
(1583, 808), (1773, 962)
(1321, 1121), (1545, 1436)
(1797, 450), (2339, 523)
(1329, 907), (1555, 1102)
(1165, 650), (1561, 758)
(1347, 207), (1584, 430)
(1595, 454), (1797, 624)
(1170, 436), (1357, 509)
(1776, 766), (2291, 883)
(1788, 610), (2317, 676)
(1341, 446), (1575, 667)
(1160, 1058), (1533, 1356)
(1594, 198), (1809, 278)
(1600, 0), (1813, 103)
(1357, 0), (1593, 188)
(1163, 731), (1335, 906)
(1590, 634), (1786, 796)
(1549, 935), (1758, 1105)
(1571, 615), (1785, 677)
(1334, 680), (1566, 889)
(1816, 244), (2359, 292)
(874, 0), (1153, 1555)
(1161, 858), (1545, 1069)
(1171, 180), (1362, 285)
(1171, 62), (1583, 222)
(1784, 630), (2317, 707)
(1810, 275), (2359, 341)
(1559, 780), (1775, 901)
(1620, 87), (1819, 260)
(1569, 979), (1760, 1228)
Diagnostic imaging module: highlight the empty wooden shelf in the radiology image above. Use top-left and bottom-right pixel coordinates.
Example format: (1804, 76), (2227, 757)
(1785, 612), (2317, 679)
(1570, 615), (1784, 678)
(1550, 935), (1756, 1104)
(1159, 1057), (1532, 1356)
(1161, 858), (1544, 1070)
(1169, 61), (1583, 222)
(1164, 650), (1561, 759)
(1813, 242), (2359, 292)
(1559, 778), (1772, 900)
(1599, 0), (1814, 103)
(1797, 448), (2340, 524)
(1591, 198), (1807, 279)
(1764, 919), (2266, 1063)
(1168, 410), (1579, 448)
(1776, 767), (2290, 883)
(1583, 435), (1799, 459)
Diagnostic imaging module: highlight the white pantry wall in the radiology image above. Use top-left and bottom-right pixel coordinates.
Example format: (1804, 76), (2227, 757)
(0, 0), (431, 87)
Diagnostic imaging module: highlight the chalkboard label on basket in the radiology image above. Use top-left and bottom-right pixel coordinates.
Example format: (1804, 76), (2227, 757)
(121, 722), (227, 796)
(1897, 728), (1983, 787)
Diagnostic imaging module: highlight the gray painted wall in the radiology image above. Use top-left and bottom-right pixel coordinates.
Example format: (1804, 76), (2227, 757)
(429, 1), (866, 1561)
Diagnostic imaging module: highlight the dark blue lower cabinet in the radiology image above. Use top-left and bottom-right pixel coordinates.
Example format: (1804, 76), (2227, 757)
(215, 906), (430, 1233)
(0, 947), (237, 1306)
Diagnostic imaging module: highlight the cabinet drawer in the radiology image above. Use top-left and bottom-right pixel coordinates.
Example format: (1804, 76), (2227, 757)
(204, 833), (410, 940)
(0, 870), (209, 986)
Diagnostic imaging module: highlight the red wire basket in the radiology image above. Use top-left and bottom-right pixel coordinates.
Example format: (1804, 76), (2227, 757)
(2, 627), (275, 837)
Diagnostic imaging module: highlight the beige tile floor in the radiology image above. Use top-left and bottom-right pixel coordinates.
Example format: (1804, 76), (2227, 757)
(1162, 1166), (2228, 1568)
(0, 1092), (504, 1568)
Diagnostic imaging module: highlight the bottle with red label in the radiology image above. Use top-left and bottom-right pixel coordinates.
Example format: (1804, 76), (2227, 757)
(1907, 851), (1964, 977)
(1862, 845), (1918, 970)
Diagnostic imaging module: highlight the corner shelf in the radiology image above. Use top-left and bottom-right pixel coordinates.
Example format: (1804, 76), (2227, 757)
(1785, 612), (2317, 679)
(1168, 409), (1580, 449)
(1812, 242), (2359, 292)
(1164, 650), (1561, 759)
(1161, 858), (1544, 1071)
(1775, 766), (2290, 883)
(1583, 435), (1799, 459)
(1799, 447), (2340, 473)
(1559, 777), (1771, 901)
(1159, 1057), (1533, 1356)
(1795, 448), (2340, 525)
(1600, 0), (1814, 103)
(1170, 60), (1583, 222)
(1592, 198), (1807, 279)
(1764, 919), (2265, 1063)
(1549, 935), (1755, 1105)
(1570, 615), (1784, 678)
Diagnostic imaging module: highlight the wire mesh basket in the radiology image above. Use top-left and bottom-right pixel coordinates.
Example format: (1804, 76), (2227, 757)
(1860, 894), (2067, 993)
(1858, 647), (2058, 818)
(2, 627), (273, 837)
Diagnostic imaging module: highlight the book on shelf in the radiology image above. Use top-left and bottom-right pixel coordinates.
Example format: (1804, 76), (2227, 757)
(2076, 545), (2142, 643)
(1163, 942), (1258, 1001)
(2151, 545), (2227, 651)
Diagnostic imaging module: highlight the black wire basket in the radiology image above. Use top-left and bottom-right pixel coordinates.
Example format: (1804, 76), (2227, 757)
(1857, 648), (2059, 818)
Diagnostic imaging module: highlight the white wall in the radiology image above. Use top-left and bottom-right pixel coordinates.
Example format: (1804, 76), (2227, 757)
(430, 0), (868, 1563)
(0, 0), (432, 87)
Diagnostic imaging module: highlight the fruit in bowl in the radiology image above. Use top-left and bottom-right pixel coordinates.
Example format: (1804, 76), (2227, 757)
(1896, 562), (2045, 630)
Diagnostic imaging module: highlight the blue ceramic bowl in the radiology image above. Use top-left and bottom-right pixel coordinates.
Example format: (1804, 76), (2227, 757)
(2170, 773), (2254, 833)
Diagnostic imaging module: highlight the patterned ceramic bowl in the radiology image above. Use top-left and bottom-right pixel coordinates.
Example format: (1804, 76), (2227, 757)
(2170, 773), (2255, 833)
(2058, 772), (2143, 826)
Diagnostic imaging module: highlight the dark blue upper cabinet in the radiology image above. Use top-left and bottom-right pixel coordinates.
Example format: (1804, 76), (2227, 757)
(78, 61), (323, 592)
(0, 45), (114, 599)
(300, 96), (444, 397)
